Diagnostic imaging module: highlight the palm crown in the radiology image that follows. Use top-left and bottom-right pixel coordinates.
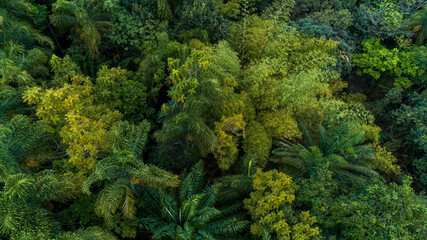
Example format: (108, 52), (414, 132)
(137, 161), (249, 240)
(272, 124), (378, 183)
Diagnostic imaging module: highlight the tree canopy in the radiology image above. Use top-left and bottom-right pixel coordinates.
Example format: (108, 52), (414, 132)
(0, 0), (426, 239)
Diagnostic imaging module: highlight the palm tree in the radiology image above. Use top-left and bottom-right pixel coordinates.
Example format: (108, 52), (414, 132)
(55, 226), (117, 240)
(0, 113), (115, 239)
(0, 0), (54, 50)
(272, 124), (378, 182)
(0, 115), (80, 239)
(0, 115), (48, 180)
(0, 170), (83, 235)
(0, 42), (50, 86)
(83, 121), (180, 223)
(0, 86), (29, 123)
(137, 161), (248, 240)
(50, 0), (112, 58)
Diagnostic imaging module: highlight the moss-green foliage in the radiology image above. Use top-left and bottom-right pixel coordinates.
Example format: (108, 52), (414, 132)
(257, 109), (302, 140)
(237, 28), (340, 119)
(214, 114), (246, 170)
(367, 143), (400, 174)
(24, 69), (123, 172)
(292, 18), (353, 74)
(319, 98), (381, 143)
(243, 121), (272, 168)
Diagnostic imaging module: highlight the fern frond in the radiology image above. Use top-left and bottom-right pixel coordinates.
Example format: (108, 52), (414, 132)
(154, 111), (217, 157)
(194, 230), (216, 240)
(272, 123), (379, 182)
(130, 163), (180, 189)
(1, 20), (54, 49)
(158, 190), (178, 223)
(0, 198), (21, 235)
(0, 86), (26, 122)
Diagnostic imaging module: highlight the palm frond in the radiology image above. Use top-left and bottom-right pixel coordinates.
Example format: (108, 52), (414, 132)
(0, 115), (48, 164)
(199, 183), (220, 209)
(205, 218), (249, 236)
(94, 178), (127, 223)
(179, 161), (204, 202)
(272, 123), (379, 182)
(181, 194), (204, 222)
(35, 170), (82, 203)
(3, 173), (34, 201)
(174, 223), (195, 240)
(191, 207), (220, 225)
(56, 226), (117, 240)
(112, 120), (151, 157)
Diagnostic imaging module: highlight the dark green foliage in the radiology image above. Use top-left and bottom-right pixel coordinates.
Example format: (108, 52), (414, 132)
(0, 86), (30, 122)
(55, 227), (117, 240)
(84, 121), (180, 223)
(178, 0), (230, 42)
(0, 1), (54, 50)
(50, 0), (112, 58)
(327, 177), (427, 239)
(217, 154), (259, 204)
(0, 115), (48, 179)
(0, 0), (425, 238)
(392, 94), (427, 187)
(94, 66), (150, 121)
(0, 42), (49, 85)
(409, 5), (427, 45)
(353, 0), (423, 40)
(154, 102), (217, 158)
(0, 170), (83, 239)
(243, 121), (272, 168)
(105, 0), (159, 59)
(292, 18), (353, 74)
(272, 124), (378, 183)
(137, 32), (189, 103)
(137, 161), (248, 239)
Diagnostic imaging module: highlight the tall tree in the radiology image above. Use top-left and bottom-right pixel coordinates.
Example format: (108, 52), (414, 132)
(50, 0), (112, 58)
(137, 161), (248, 239)
(272, 124), (378, 183)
